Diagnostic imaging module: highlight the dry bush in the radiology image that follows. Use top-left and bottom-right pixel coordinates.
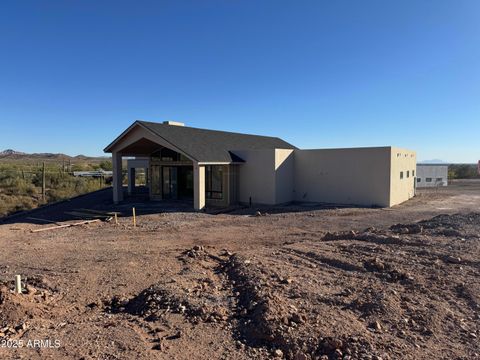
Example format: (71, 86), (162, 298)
(0, 169), (105, 217)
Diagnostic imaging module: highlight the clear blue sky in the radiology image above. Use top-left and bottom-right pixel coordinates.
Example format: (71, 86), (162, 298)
(1, 1), (479, 162)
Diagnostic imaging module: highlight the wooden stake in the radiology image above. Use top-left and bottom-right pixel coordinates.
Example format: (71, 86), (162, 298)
(133, 207), (136, 227)
(114, 213), (118, 225)
(42, 162), (46, 201)
(15, 275), (22, 294)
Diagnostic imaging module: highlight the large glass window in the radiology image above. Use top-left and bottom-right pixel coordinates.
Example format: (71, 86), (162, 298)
(151, 148), (190, 162)
(206, 165), (223, 200)
(151, 165), (161, 195)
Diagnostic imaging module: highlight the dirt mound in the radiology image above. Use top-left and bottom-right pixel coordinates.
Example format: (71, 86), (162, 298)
(389, 223), (423, 234)
(224, 255), (290, 347)
(0, 276), (58, 340)
(325, 212), (480, 244)
(223, 255), (384, 359)
(391, 212), (480, 238)
(108, 246), (232, 325)
(110, 282), (228, 324)
(418, 212), (480, 229)
(323, 229), (420, 247)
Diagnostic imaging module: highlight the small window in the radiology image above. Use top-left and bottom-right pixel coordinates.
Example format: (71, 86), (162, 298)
(436, 177), (443, 182)
(417, 178), (421, 182)
(412, 170), (415, 176)
(426, 178), (432, 182)
(407, 170), (410, 178)
(400, 171), (404, 179)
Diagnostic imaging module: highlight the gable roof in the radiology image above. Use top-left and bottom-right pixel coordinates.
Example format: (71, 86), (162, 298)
(104, 120), (297, 163)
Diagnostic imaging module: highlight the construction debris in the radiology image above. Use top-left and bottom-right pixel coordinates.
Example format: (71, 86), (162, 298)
(65, 208), (118, 221)
(31, 219), (101, 233)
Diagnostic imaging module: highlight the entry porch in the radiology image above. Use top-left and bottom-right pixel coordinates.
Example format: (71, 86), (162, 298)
(108, 124), (236, 209)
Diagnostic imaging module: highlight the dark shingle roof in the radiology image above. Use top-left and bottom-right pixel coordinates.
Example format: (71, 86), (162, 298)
(133, 121), (296, 163)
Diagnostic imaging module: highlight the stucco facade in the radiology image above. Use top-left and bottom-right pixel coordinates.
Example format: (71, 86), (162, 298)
(390, 147), (417, 205)
(294, 147), (392, 207)
(233, 149), (295, 205)
(105, 121), (416, 209)
(231, 147), (416, 207)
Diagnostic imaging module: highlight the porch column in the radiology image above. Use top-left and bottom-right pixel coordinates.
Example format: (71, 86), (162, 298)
(128, 167), (135, 195)
(193, 163), (205, 210)
(112, 151), (124, 203)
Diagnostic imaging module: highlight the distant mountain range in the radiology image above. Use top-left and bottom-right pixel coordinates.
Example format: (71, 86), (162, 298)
(0, 149), (108, 161)
(0, 149), (26, 156)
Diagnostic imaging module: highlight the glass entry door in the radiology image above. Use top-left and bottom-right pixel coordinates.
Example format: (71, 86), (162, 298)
(151, 165), (161, 196)
(162, 166), (178, 199)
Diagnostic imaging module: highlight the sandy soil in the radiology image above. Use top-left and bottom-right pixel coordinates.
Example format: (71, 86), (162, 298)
(0, 180), (479, 359)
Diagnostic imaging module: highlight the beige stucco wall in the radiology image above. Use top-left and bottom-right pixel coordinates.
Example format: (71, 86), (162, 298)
(275, 149), (295, 204)
(233, 146), (416, 207)
(233, 149), (295, 205)
(389, 147), (416, 206)
(293, 147), (392, 207)
(233, 149), (277, 205)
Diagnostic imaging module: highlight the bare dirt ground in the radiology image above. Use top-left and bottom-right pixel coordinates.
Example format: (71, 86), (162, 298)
(0, 180), (479, 359)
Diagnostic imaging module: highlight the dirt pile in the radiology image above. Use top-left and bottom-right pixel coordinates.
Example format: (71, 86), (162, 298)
(0, 275), (58, 341)
(391, 212), (480, 238)
(110, 281), (229, 324)
(108, 246), (233, 325)
(223, 254), (387, 359)
(101, 213), (479, 359)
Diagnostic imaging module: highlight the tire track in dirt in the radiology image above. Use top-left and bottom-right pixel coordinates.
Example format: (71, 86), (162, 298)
(278, 248), (366, 274)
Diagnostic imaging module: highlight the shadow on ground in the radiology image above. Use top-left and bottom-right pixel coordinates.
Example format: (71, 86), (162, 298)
(0, 186), (377, 226)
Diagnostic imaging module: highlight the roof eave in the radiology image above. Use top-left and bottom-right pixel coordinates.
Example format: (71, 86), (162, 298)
(197, 161), (245, 165)
(104, 120), (200, 162)
(103, 120), (142, 153)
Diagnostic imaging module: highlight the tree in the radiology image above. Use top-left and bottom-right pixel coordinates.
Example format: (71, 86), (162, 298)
(449, 164), (479, 179)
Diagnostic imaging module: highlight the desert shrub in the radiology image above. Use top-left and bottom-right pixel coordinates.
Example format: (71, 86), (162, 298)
(99, 160), (113, 171)
(0, 166), (107, 217)
(0, 194), (37, 217)
(0, 173), (36, 196)
(71, 163), (95, 172)
(47, 177), (103, 202)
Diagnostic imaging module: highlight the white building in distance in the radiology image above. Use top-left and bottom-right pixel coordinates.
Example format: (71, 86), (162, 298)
(416, 164), (448, 188)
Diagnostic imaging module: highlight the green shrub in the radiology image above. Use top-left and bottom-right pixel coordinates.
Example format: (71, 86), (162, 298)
(0, 167), (107, 217)
(99, 160), (113, 171)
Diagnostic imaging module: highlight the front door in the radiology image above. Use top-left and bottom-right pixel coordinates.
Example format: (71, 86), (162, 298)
(162, 166), (178, 199)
